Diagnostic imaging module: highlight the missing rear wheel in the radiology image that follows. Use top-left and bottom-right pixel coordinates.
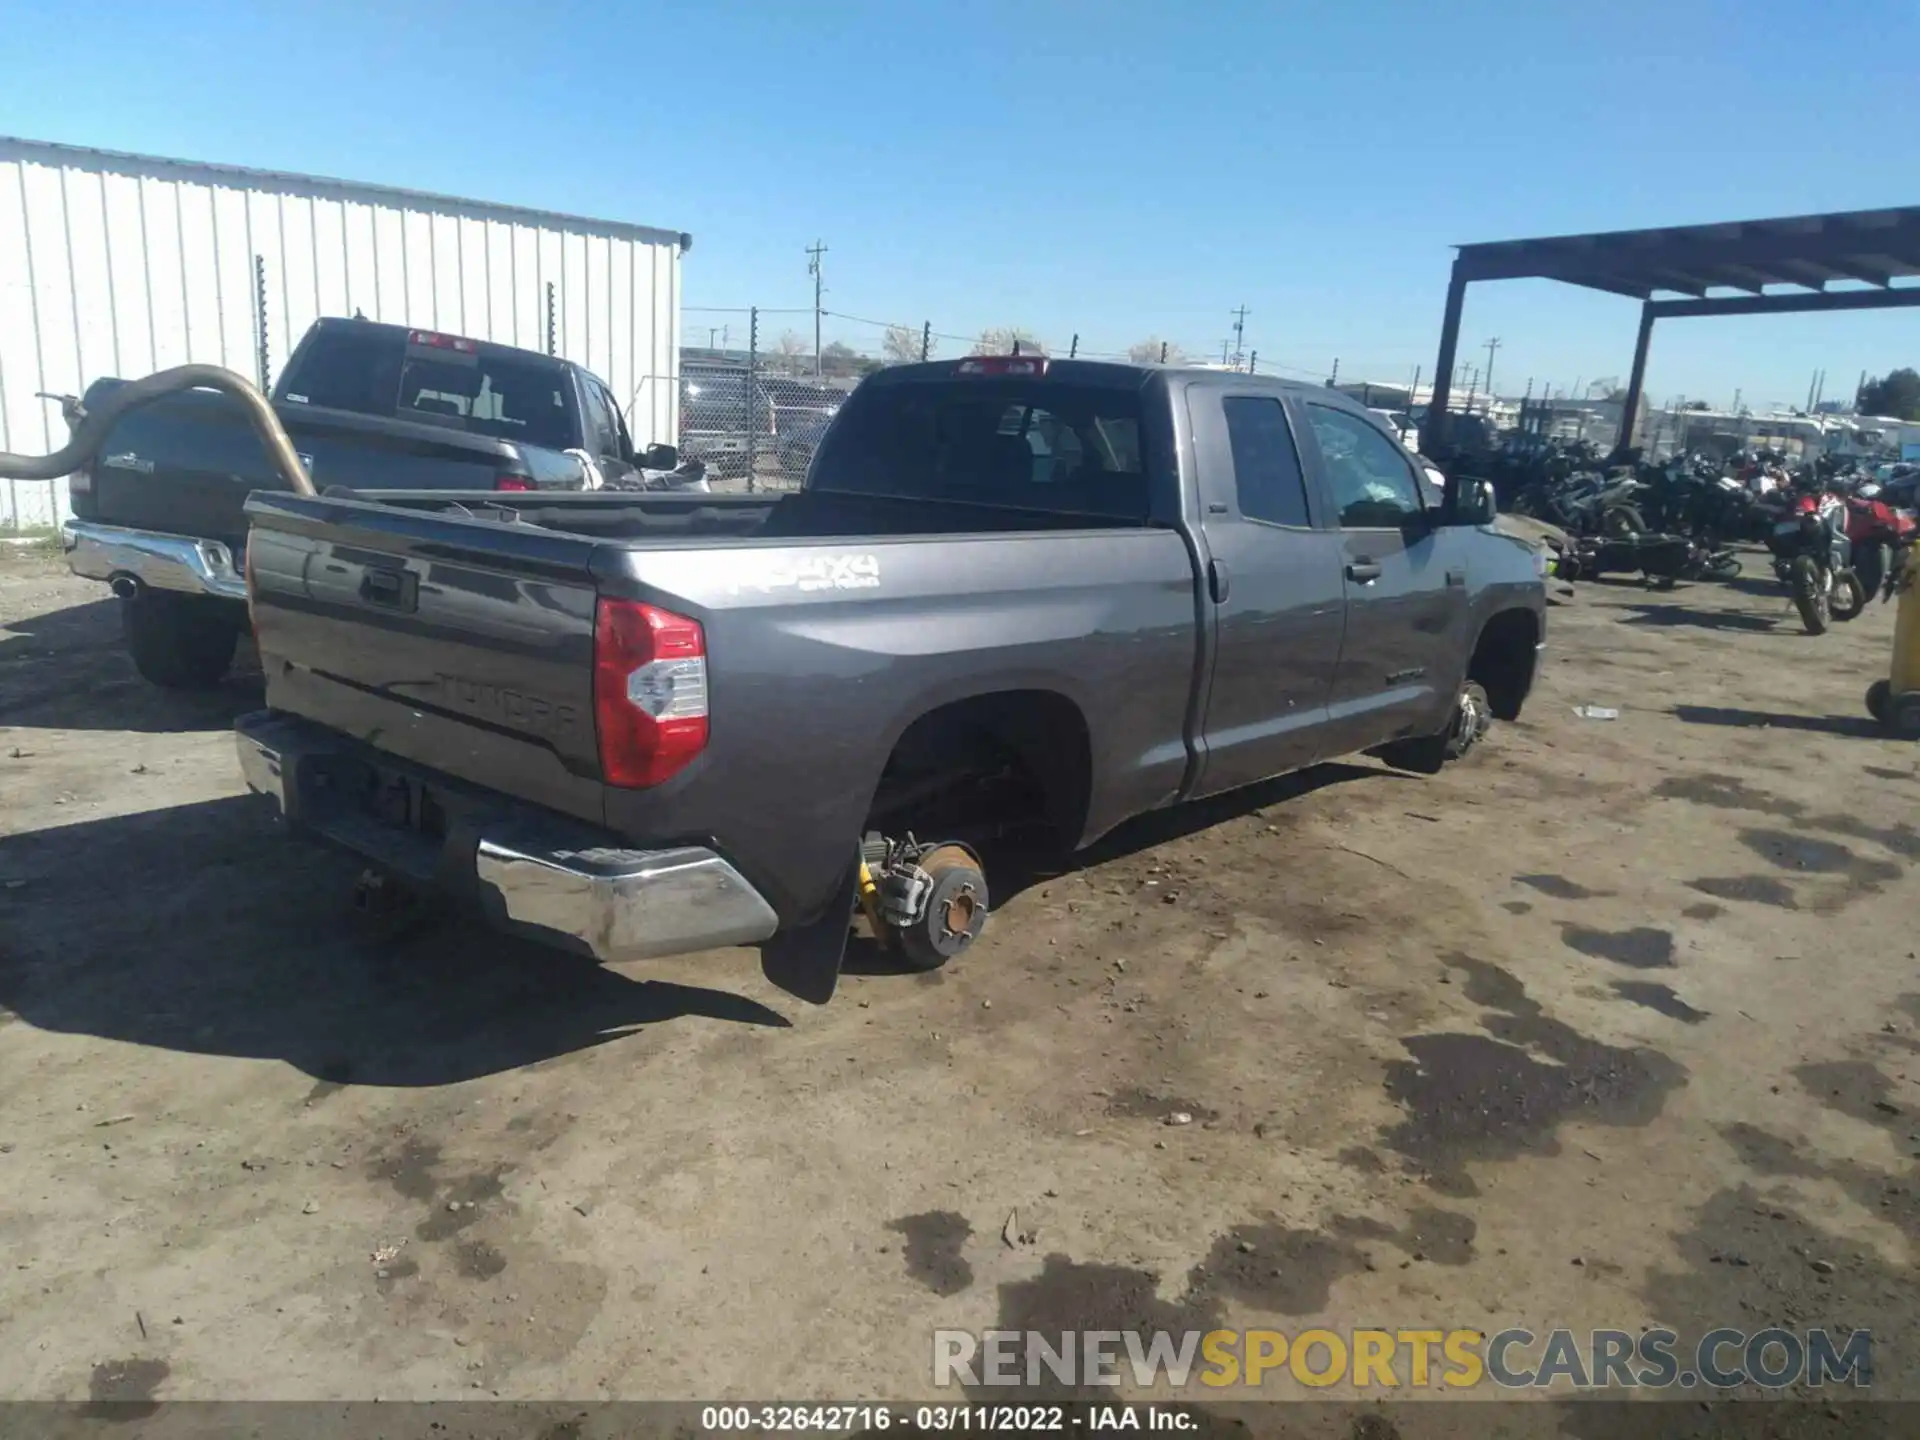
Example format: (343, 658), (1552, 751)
(893, 845), (990, 972)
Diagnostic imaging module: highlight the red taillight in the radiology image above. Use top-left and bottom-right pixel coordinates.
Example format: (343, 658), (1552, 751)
(957, 356), (1048, 377)
(494, 476), (536, 492)
(409, 329), (479, 353)
(593, 598), (708, 787)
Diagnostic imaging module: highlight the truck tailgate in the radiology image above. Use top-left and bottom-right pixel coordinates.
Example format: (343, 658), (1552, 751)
(244, 492), (607, 823)
(78, 386), (537, 552)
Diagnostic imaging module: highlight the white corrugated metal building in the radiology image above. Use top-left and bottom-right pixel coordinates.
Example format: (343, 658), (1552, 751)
(0, 136), (687, 529)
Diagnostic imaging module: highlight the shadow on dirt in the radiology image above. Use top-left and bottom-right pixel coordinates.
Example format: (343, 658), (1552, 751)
(0, 594), (263, 733)
(0, 795), (787, 1086)
(1671, 704), (1885, 739)
(840, 762), (1396, 978)
(983, 761), (1397, 907)
(1618, 603), (1781, 634)
(1719, 572), (1797, 597)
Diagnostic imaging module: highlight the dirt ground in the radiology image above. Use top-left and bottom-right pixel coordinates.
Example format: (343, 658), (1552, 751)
(3, 543), (1919, 1434)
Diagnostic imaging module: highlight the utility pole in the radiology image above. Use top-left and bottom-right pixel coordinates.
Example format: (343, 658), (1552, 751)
(1221, 338), (1231, 365)
(1069, 333), (1079, 359)
(1247, 349), (1257, 372)
(1328, 357), (1341, 387)
(1229, 305), (1249, 368)
(746, 307), (760, 492)
(920, 321), (931, 363)
(1732, 387), (1742, 414)
(1806, 369), (1818, 412)
(1483, 337), (1502, 399)
(1160, 341), (1169, 364)
(806, 240), (827, 378)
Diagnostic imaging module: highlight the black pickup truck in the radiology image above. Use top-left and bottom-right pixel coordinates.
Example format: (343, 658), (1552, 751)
(62, 318), (677, 688)
(235, 357), (1546, 1000)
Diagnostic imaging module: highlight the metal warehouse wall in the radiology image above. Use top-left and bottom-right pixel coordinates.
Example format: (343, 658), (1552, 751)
(0, 136), (685, 529)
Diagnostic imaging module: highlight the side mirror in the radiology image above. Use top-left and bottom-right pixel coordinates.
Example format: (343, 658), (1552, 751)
(637, 442), (678, 471)
(1443, 474), (1497, 527)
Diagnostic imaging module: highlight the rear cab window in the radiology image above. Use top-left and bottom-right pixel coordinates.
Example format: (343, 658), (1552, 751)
(279, 325), (579, 452)
(809, 371), (1151, 521)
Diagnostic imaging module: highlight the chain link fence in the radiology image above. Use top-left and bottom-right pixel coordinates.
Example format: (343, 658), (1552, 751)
(670, 305), (1666, 487)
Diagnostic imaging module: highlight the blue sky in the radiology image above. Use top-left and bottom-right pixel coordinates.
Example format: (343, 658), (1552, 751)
(3, 0), (1916, 407)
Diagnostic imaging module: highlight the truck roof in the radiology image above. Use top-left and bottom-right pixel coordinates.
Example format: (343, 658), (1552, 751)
(306, 315), (571, 370)
(864, 356), (1327, 397)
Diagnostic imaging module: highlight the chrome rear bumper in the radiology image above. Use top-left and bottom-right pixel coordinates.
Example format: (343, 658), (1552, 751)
(235, 710), (778, 964)
(63, 520), (247, 601)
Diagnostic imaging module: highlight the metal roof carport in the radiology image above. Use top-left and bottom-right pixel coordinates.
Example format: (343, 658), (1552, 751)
(1421, 206), (1920, 459)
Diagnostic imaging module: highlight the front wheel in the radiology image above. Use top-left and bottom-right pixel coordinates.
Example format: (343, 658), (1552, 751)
(1830, 572), (1869, 623)
(121, 591), (242, 689)
(1603, 503), (1647, 537)
(1790, 558), (1830, 635)
(1867, 679), (1892, 724)
(1376, 681), (1491, 775)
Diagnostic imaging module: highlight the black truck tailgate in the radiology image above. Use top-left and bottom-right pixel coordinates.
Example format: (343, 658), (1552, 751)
(76, 384), (538, 553)
(244, 491), (608, 824)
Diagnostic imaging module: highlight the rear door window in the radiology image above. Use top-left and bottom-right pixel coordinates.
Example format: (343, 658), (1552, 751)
(577, 379), (617, 457)
(1221, 396), (1312, 527)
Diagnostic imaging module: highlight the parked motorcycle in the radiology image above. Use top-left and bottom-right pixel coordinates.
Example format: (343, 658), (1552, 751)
(1842, 493), (1913, 601)
(1769, 491), (1865, 634)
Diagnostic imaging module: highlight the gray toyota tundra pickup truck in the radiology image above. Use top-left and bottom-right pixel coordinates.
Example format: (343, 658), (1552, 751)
(234, 356), (1545, 1001)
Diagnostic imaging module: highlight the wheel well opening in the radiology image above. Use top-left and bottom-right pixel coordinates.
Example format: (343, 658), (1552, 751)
(1469, 610), (1539, 721)
(870, 690), (1092, 846)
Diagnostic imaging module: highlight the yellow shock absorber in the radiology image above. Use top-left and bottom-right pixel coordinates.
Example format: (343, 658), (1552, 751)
(856, 860), (888, 940)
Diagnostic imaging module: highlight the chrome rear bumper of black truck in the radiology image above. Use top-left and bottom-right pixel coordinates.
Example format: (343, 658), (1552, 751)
(63, 520), (248, 601)
(234, 710), (778, 964)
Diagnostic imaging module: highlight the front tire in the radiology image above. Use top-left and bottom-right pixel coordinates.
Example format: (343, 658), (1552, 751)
(1790, 558), (1830, 635)
(121, 591), (241, 689)
(1867, 679), (1892, 724)
(1830, 573), (1868, 624)
(1603, 503), (1646, 537)
(1377, 681), (1492, 775)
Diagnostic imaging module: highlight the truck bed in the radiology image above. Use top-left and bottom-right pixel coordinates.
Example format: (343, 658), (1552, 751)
(345, 485), (1159, 543)
(243, 485), (1201, 924)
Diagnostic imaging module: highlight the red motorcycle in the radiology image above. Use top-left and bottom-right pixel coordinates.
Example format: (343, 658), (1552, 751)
(1845, 493), (1919, 601)
(1767, 491), (1864, 634)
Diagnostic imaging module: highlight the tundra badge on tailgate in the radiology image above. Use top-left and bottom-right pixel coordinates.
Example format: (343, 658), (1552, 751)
(731, 554), (881, 595)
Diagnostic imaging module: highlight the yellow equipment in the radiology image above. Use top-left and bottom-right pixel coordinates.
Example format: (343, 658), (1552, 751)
(1866, 551), (1920, 739)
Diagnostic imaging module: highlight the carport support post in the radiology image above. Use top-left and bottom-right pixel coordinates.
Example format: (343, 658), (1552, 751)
(1422, 262), (1468, 455)
(1615, 302), (1656, 460)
